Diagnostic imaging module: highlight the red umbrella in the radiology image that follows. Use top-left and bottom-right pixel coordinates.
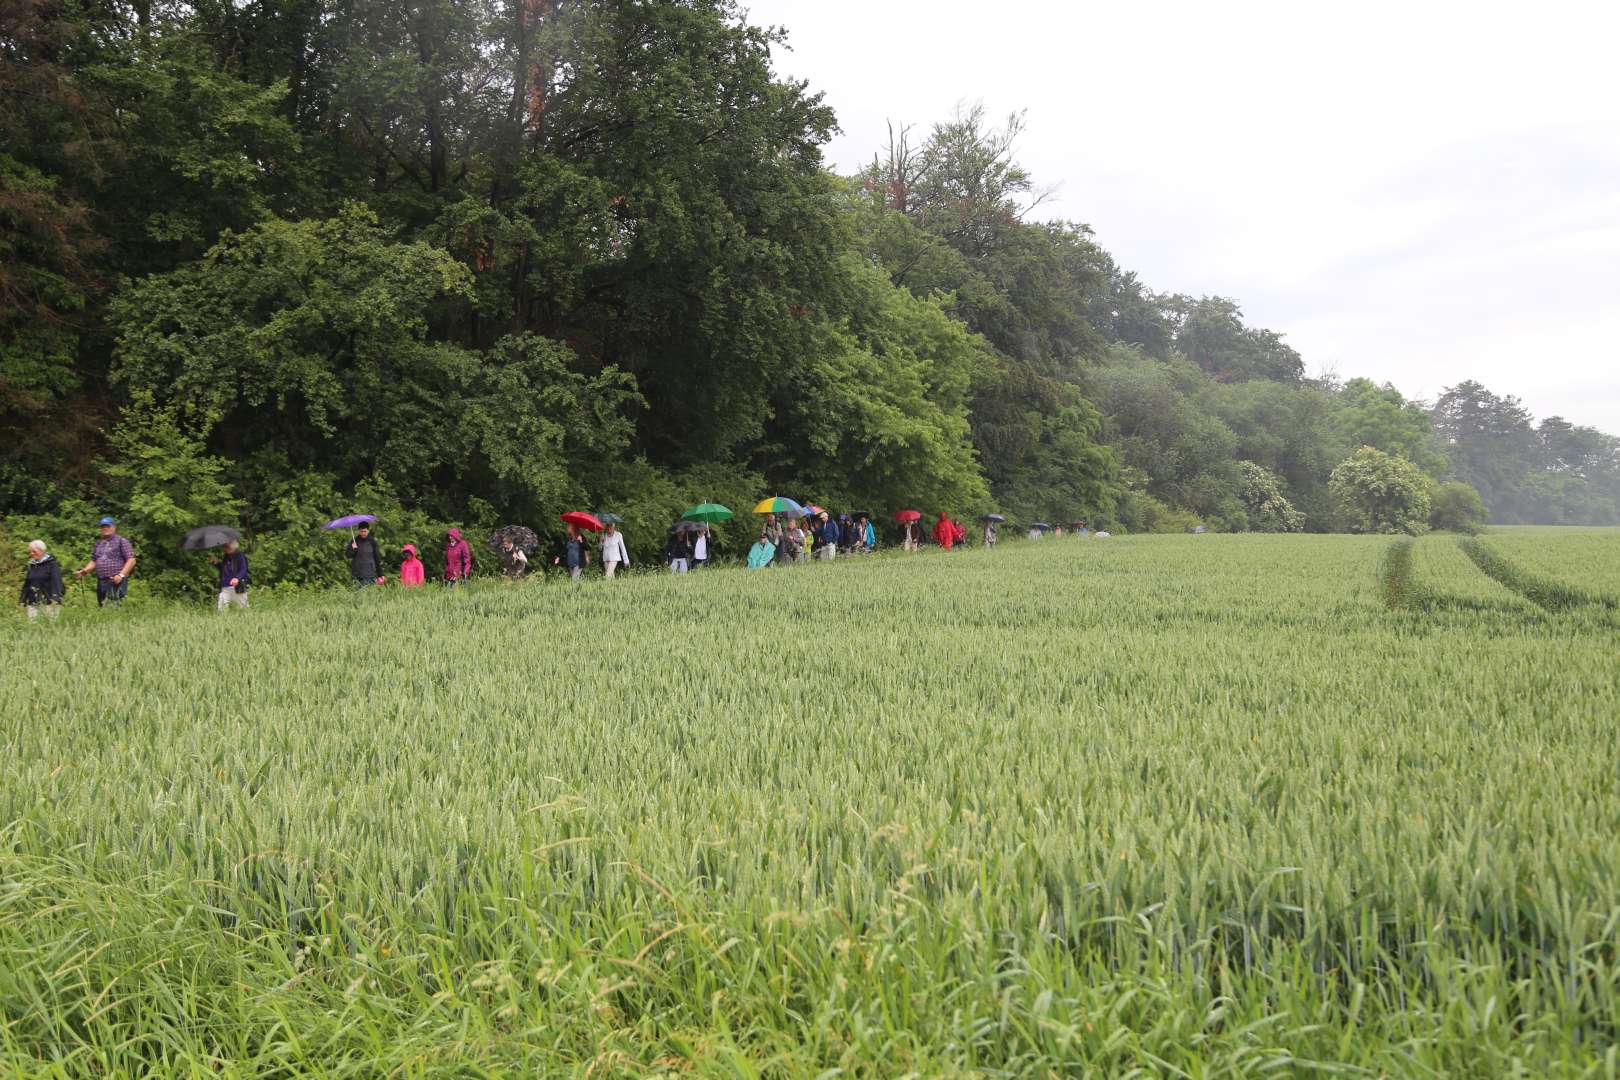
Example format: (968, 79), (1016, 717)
(560, 511), (604, 532)
(894, 509), (921, 523)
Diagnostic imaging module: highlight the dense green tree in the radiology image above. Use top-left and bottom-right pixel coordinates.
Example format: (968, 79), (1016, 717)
(1166, 295), (1304, 383)
(1330, 446), (1431, 535)
(1240, 461), (1305, 532)
(1428, 481), (1487, 533)
(1333, 378), (1445, 475)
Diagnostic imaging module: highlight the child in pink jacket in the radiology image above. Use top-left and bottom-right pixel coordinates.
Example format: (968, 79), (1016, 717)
(399, 543), (426, 587)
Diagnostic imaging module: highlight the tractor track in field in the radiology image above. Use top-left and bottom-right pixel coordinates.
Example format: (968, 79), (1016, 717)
(1459, 537), (1618, 613)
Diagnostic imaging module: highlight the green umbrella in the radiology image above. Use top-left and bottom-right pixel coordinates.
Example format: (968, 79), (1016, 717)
(596, 512), (623, 524)
(681, 502), (734, 523)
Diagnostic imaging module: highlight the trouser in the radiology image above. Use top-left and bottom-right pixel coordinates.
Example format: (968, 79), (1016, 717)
(669, 559), (689, 574)
(96, 578), (127, 606)
(26, 603), (60, 621)
(444, 577), (463, 589)
(569, 566), (582, 581)
(352, 575), (374, 589)
(217, 586), (249, 611)
(692, 558), (707, 570)
(604, 560), (620, 578)
(817, 545), (836, 561)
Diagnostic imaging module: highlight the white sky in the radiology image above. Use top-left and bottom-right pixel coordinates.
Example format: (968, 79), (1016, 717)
(744, 0), (1620, 432)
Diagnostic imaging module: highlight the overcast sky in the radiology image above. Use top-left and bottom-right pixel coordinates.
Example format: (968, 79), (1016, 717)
(743, 0), (1620, 432)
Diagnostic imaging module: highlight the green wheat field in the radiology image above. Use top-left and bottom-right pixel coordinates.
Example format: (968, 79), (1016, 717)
(4, 529), (1618, 1077)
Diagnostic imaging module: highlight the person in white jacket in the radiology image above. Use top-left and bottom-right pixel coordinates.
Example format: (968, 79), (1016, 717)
(599, 522), (630, 578)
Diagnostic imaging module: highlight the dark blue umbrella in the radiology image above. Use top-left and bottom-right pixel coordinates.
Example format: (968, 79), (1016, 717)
(180, 525), (241, 550)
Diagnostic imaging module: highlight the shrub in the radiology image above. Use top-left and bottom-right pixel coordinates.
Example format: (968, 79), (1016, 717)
(1329, 446), (1431, 535)
(1429, 481), (1487, 534)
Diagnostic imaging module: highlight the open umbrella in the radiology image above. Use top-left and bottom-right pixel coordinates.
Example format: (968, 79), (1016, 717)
(489, 525), (538, 553)
(979, 513), (1006, 523)
(324, 514), (376, 529)
(672, 521), (704, 534)
(560, 511), (604, 532)
(1032, 522), (1052, 530)
(596, 512), (623, 525)
(894, 509), (921, 523)
(681, 502), (733, 523)
(752, 496), (803, 516)
(800, 504), (825, 519)
(180, 525), (241, 551)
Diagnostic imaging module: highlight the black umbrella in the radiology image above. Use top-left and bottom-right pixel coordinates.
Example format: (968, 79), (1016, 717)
(980, 514), (1005, 523)
(672, 521), (703, 534)
(1032, 522), (1052, 530)
(488, 525), (538, 554)
(180, 525), (241, 550)
(849, 509), (873, 520)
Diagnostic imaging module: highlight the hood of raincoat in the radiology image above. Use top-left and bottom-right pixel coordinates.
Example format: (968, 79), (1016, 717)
(446, 528), (461, 542)
(403, 543), (419, 558)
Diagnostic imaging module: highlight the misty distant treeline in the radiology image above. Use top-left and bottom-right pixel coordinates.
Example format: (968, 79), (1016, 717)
(3, 0), (1615, 591)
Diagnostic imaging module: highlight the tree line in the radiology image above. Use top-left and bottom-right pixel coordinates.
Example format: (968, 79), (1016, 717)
(3, 0), (1616, 595)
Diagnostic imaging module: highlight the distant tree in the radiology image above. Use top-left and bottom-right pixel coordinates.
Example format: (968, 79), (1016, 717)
(1165, 295), (1304, 383)
(1329, 446), (1431, 535)
(1333, 378), (1445, 476)
(1431, 381), (1539, 521)
(1428, 481), (1487, 533)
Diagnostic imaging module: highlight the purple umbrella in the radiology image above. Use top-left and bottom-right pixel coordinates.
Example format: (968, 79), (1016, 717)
(325, 514), (377, 529)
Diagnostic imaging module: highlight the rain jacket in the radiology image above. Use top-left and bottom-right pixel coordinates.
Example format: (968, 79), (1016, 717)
(399, 544), (425, 587)
(444, 528), (472, 580)
(217, 550), (250, 590)
(21, 554), (64, 605)
(348, 534), (381, 579)
(863, 521), (876, 548)
(933, 514), (955, 549)
(817, 518), (841, 548)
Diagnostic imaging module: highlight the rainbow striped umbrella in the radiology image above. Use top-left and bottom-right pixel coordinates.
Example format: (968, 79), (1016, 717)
(752, 496), (804, 517)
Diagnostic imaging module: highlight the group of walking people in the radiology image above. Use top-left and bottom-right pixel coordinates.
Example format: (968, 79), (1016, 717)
(19, 504), (1100, 619)
(18, 517), (139, 619)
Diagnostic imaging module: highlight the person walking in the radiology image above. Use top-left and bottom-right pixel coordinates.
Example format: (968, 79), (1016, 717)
(692, 524), (711, 570)
(933, 512), (956, 551)
(213, 539), (250, 610)
(398, 543), (425, 587)
(74, 517), (136, 606)
(860, 514), (876, 552)
(347, 522), (383, 588)
(816, 512), (840, 561)
(782, 518), (806, 564)
(554, 524), (590, 580)
(665, 529), (693, 573)
(498, 536), (529, 578)
(599, 521), (630, 578)
(20, 540), (64, 620)
(761, 513), (783, 565)
(444, 527), (472, 587)
(983, 520), (998, 547)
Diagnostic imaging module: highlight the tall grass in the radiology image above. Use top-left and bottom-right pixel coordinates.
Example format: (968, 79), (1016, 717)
(3, 532), (1619, 1075)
